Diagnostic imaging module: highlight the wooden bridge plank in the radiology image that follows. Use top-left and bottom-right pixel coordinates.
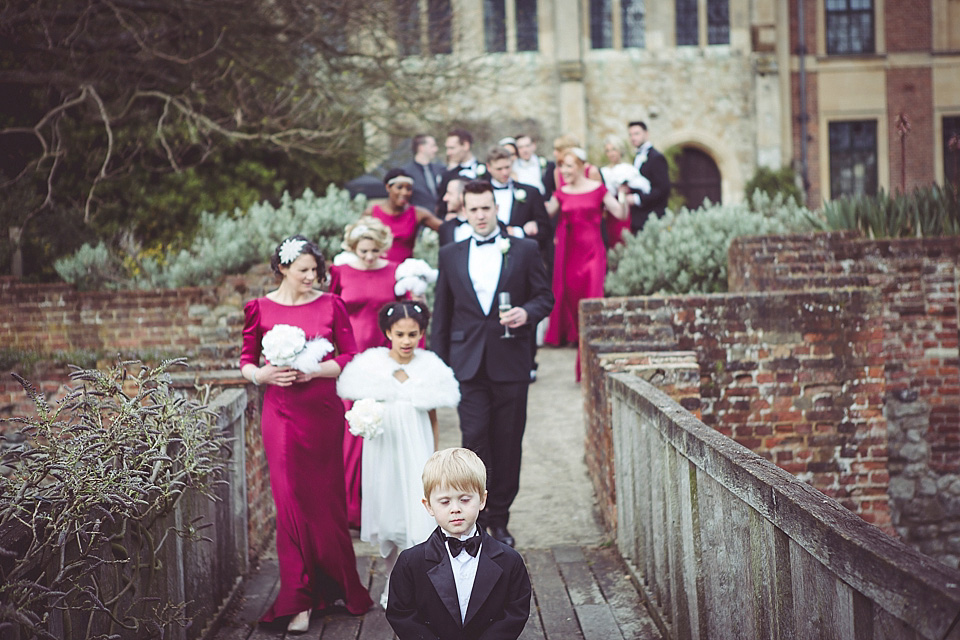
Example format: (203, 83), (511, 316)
(358, 557), (397, 640)
(584, 546), (663, 640)
(524, 549), (584, 640)
(554, 547), (623, 640)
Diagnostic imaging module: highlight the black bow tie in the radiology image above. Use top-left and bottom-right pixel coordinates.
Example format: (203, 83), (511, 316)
(446, 534), (481, 558)
(492, 183), (510, 190)
(474, 235), (499, 246)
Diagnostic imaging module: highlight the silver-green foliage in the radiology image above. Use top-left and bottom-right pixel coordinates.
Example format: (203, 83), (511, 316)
(0, 359), (226, 638)
(820, 184), (960, 238)
(55, 186), (366, 290)
(606, 192), (821, 296)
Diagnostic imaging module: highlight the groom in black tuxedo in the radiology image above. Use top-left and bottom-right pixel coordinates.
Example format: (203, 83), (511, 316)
(431, 181), (554, 547)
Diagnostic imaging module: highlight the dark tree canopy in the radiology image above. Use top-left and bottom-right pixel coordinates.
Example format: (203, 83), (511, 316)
(0, 0), (479, 278)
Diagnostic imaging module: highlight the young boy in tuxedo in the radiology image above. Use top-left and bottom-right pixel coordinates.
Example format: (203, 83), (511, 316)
(386, 448), (531, 640)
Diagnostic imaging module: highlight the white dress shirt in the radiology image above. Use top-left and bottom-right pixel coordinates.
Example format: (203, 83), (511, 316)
(514, 156), (545, 194)
(468, 233), (504, 316)
(445, 526), (482, 623)
(491, 180), (514, 226)
(453, 217), (473, 243)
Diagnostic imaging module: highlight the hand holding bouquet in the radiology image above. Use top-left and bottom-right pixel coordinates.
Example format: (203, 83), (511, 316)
(261, 324), (333, 374)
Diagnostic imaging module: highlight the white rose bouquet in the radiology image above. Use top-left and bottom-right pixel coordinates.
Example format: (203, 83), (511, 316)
(345, 398), (385, 439)
(261, 324), (333, 374)
(394, 258), (438, 297)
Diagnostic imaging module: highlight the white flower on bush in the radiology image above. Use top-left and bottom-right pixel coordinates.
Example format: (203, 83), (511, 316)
(262, 324), (333, 373)
(345, 398), (385, 439)
(394, 258), (438, 297)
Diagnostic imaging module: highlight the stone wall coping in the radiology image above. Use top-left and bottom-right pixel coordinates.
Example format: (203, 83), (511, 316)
(609, 371), (960, 637)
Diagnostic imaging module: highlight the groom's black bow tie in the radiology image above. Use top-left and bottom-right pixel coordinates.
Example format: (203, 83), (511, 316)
(492, 183), (510, 190)
(446, 534), (481, 558)
(473, 235), (499, 246)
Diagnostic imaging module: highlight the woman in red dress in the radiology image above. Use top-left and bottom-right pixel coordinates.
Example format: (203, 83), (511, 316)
(240, 235), (372, 633)
(544, 149), (626, 379)
(328, 217), (399, 528)
(365, 168), (441, 263)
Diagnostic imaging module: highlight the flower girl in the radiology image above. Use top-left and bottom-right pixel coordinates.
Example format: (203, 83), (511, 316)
(336, 300), (460, 608)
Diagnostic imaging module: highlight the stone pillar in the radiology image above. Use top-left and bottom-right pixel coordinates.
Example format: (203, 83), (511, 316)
(553, 0), (586, 142)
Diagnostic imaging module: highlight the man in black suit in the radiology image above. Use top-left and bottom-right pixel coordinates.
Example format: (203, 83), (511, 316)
(401, 134), (445, 213)
(620, 120), (671, 233)
(431, 181), (553, 547)
(436, 128), (487, 219)
(484, 146), (552, 262)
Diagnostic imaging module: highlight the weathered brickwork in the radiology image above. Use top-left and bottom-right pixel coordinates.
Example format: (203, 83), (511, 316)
(728, 231), (960, 565)
(581, 288), (891, 535)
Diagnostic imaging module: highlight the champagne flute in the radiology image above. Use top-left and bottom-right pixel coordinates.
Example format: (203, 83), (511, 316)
(498, 292), (514, 339)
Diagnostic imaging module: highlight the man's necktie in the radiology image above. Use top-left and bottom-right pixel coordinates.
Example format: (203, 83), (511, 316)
(474, 235), (498, 246)
(423, 164), (436, 197)
(446, 534), (481, 558)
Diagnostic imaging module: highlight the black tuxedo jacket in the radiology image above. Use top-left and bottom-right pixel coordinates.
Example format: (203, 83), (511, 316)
(486, 181), (553, 259)
(401, 159), (445, 212)
(436, 162), (489, 218)
(387, 527), (531, 640)
(629, 145), (670, 232)
(431, 236), (553, 382)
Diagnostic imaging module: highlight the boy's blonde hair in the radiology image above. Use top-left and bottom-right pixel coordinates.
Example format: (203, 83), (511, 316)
(422, 448), (487, 501)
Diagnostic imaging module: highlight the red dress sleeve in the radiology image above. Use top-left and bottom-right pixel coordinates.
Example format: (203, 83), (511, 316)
(329, 294), (358, 370)
(328, 265), (343, 296)
(240, 298), (262, 368)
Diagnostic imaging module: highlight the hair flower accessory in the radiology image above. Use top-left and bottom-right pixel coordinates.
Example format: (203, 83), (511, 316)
(348, 224), (369, 240)
(261, 324), (333, 373)
(278, 238), (307, 265)
(394, 258), (439, 297)
(514, 189), (527, 202)
(345, 398), (385, 440)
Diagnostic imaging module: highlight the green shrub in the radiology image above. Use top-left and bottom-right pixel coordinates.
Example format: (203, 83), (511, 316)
(745, 166), (803, 205)
(606, 192), (820, 296)
(55, 185), (366, 290)
(820, 184), (960, 238)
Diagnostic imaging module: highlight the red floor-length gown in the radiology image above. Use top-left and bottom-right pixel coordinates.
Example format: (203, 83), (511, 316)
(371, 204), (417, 263)
(241, 294), (373, 621)
(544, 184), (608, 379)
(328, 262), (399, 528)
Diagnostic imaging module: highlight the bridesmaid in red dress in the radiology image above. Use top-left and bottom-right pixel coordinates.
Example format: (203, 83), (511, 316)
(328, 216), (399, 529)
(365, 168), (441, 263)
(544, 149), (626, 379)
(240, 235), (372, 633)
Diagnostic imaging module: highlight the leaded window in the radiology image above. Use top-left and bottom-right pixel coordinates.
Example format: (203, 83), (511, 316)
(484, 0), (507, 52)
(829, 120), (878, 199)
(428, 0), (453, 54)
(707, 0), (729, 45)
(396, 0), (421, 56)
(622, 0), (646, 48)
(825, 0), (875, 54)
(676, 0), (699, 46)
(590, 0), (614, 49)
(516, 0), (538, 51)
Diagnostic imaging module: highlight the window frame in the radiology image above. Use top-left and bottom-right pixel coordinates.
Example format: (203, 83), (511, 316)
(589, 0), (646, 50)
(824, 0), (876, 55)
(828, 119), (879, 199)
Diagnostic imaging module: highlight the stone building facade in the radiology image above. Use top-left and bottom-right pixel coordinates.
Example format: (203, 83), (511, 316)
(375, 0), (960, 207)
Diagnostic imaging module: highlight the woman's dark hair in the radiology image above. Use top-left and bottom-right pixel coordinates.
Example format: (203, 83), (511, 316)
(378, 300), (430, 335)
(383, 167), (413, 186)
(270, 234), (325, 276)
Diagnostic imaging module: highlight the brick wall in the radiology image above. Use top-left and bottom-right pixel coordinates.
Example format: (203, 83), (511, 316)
(886, 0), (931, 52)
(887, 67), (935, 192)
(728, 231), (960, 566)
(581, 288), (892, 534)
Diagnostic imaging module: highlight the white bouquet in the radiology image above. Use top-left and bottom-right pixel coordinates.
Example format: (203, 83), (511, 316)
(261, 324), (333, 374)
(395, 258), (438, 297)
(345, 398), (385, 439)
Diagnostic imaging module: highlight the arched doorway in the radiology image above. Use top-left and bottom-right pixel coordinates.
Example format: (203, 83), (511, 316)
(676, 147), (722, 209)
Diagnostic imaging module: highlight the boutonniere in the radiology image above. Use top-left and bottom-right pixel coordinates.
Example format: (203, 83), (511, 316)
(538, 156), (547, 169)
(476, 164), (487, 176)
(514, 189), (527, 202)
(497, 236), (511, 256)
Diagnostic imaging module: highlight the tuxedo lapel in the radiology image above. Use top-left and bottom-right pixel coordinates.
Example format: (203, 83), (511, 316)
(463, 533), (504, 627)
(493, 237), (515, 296)
(425, 528), (463, 627)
